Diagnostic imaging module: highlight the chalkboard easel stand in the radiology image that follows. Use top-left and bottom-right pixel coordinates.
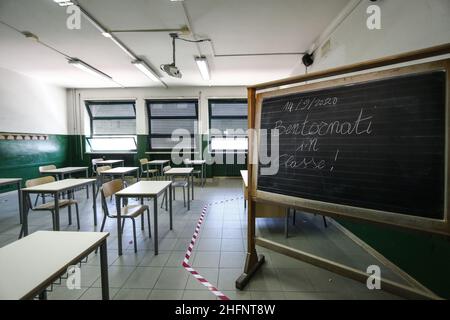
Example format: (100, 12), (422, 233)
(235, 43), (450, 299)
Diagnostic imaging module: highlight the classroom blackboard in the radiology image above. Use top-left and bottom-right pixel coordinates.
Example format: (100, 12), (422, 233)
(257, 70), (447, 220)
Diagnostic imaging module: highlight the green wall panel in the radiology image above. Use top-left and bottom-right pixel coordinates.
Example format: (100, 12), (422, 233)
(0, 135), (70, 190)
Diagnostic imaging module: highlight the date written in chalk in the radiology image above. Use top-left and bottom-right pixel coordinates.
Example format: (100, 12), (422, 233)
(175, 304), (276, 317)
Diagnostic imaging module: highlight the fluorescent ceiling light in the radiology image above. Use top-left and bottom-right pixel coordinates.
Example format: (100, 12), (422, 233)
(132, 60), (160, 82)
(68, 58), (112, 80)
(53, 0), (74, 6)
(101, 32), (113, 38)
(195, 56), (210, 80)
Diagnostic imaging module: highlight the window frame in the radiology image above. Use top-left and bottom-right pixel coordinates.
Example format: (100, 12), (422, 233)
(208, 98), (248, 152)
(146, 99), (199, 151)
(85, 100), (137, 137)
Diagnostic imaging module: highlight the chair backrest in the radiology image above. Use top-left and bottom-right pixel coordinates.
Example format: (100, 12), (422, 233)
(26, 176), (55, 188)
(139, 158), (148, 165)
(96, 166), (112, 175)
(101, 179), (123, 199)
(92, 158), (103, 166)
(39, 165), (56, 173)
(163, 165), (172, 173)
(183, 158), (192, 166)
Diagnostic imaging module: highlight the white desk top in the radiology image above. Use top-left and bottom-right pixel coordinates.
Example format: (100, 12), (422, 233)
(41, 167), (88, 174)
(165, 168), (193, 175)
(148, 160), (170, 165)
(116, 181), (172, 197)
(240, 170), (248, 187)
(0, 178), (22, 187)
(102, 167), (139, 174)
(185, 160), (206, 165)
(22, 178), (96, 193)
(95, 160), (124, 164)
(0, 231), (109, 300)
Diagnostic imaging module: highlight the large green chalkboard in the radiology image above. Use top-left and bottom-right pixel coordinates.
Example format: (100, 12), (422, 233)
(258, 71), (446, 220)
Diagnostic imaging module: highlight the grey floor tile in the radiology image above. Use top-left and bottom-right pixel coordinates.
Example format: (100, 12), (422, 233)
(196, 238), (222, 251)
(193, 252), (221, 268)
(220, 252), (246, 268)
(148, 289), (184, 300)
(47, 286), (87, 300)
(154, 267), (189, 290)
(250, 291), (285, 300)
(123, 267), (163, 289)
(139, 251), (171, 267)
(113, 288), (151, 300)
(79, 287), (119, 300)
(275, 268), (315, 292)
(182, 289), (217, 300)
(218, 268), (243, 291)
(92, 266), (135, 288)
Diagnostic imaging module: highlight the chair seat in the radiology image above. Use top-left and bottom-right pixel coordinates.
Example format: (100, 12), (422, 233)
(34, 199), (78, 211)
(173, 181), (188, 187)
(112, 204), (148, 218)
(143, 169), (158, 174)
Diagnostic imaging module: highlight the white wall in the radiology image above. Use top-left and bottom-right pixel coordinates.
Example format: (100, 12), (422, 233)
(292, 0), (450, 74)
(0, 67), (68, 134)
(68, 86), (246, 135)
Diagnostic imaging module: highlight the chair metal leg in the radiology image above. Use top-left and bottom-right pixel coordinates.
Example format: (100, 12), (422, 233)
(100, 214), (107, 232)
(160, 192), (166, 209)
(173, 186), (176, 200)
(51, 210), (56, 230)
(183, 187), (186, 207)
(121, 218), (126, 235)
(293, 209), (296, 225)
(131, 218), (137, 252)
(75, 204), (80, 230)
(146, 209), (151, 238)
(323, 216), (328, 228)
(34, 194), (40, 207)
(141, 213), (144, 230)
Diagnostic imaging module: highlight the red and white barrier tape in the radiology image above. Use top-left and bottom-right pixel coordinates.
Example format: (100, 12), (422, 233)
(182, 196), (244, 300)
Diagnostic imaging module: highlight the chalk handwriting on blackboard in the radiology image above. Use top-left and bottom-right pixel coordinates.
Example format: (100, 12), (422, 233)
(274, 109), (373, 137)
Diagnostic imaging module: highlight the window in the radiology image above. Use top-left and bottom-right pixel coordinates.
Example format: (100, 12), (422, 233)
(85, 101), (137, 152)
(209, 99), (248, 151)
(147, 100), (198, 150)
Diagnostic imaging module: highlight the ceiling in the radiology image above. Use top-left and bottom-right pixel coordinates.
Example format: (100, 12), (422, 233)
(0, 0), (350, 88)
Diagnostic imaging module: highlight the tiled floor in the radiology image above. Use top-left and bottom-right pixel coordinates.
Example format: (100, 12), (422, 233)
(0, 178), (407, 300)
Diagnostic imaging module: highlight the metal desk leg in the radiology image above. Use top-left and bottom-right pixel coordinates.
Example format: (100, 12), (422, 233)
(116, 195), (122, 256)
(85, 168), (89, 199)
(20, 190), (28, 238)
(92, 182), (97, 226)
(17, 181), (23, 224)
(191, 173), (194, 200)
(153, 197), (158, 255)
(137, 168), (140, 182)
(99, 240), (110, 300)
(187, 174), (190, 211)
(39, 290), (47, 300)
(202, 163), (205, 187)
(54, 192), (60, 231)
(67, 190), (72, 225)
(169, 184), (173, 230)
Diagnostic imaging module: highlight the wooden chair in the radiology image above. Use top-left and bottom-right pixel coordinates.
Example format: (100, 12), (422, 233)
(35, 165), (57, 205)
(139, 158), (158, 180)
(91, 158), (104, 176)
(161, 165), (188, 208)
(19, 176), (80, 238)
(100, 179), (151, 252)
(95, 166), (112, 198)
(183, 158), (202, 184)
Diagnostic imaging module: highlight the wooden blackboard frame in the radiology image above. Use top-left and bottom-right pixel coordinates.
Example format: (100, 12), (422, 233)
(252, 59), (450, 236)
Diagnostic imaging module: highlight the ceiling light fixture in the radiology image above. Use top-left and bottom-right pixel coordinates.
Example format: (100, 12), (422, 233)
(195, 56), (210, 80)
(53, 0), (74, 6)
(68, 58), (112, 80)
(132, 60), (160, 82)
